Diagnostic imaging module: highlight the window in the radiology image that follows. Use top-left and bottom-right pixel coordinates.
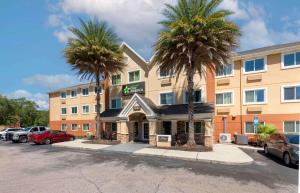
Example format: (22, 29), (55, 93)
(123, 56), (129, 64)
(61, 124), (67, 131)
(112, 74), (121, 85)
(61, 108), (67, 115)
(216, 92), (233, 105)
(184, 122), (205, 134)
(284, 121), (300, 133)
(216, 64), (233, 77)
(159, 68), (173, 78)
(160, 92), (174, 105)
(245, 122), (264, 134)
(94, 86), (102, 95)
(244, 89), (266, 104)
(128, 70), (140, 82)
(71, 106), (78, 114)
(39, 127), (46, 132)
(111, 98), (122, 109)
(184, 90), (202, 103)
(282, 85), (300, 102)
(71, 124), (78, 131)
(82, 88), (89, 96)
(244, 58), (266, 73)
(71, 90), (77, 98)
(94, 104), (102, 113)
(282, 51), (300, 68)
(60, 92), (67, 99)
(82, 123), (90, 131)
(111, 123), (117, 132)
(162, 121), (172, 135)
(82, 105), (89, 114)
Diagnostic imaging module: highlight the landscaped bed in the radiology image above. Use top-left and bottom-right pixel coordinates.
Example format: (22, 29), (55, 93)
(152, 144), (210, 152)
(83, 139), (120, 145)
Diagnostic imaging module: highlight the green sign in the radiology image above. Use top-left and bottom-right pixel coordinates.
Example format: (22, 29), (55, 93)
(122, 82), (145, 96)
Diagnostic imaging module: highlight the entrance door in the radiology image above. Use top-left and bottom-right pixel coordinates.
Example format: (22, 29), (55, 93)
(142, 122), (149, 141)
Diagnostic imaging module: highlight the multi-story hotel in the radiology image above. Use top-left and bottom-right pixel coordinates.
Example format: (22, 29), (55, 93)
(49, 42), (300, 147)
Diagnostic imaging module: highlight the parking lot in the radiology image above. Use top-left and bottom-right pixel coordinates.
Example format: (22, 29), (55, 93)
(0, 141), (298, 193)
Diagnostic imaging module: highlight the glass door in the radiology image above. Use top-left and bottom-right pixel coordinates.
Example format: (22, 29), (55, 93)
(142, 122), (149, 141)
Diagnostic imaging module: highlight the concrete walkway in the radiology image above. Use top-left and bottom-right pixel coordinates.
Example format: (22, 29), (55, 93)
(52, 140), (254, 165)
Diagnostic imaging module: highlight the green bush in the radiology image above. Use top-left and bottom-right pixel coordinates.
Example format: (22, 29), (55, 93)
(257, 124), (277, 142)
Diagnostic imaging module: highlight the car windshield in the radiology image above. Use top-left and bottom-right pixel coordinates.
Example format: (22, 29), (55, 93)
(23, 128), (31, 131)
(285, 135), (299, 144)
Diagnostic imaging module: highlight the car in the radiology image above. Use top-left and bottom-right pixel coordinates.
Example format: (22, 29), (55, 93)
(264, 133), (299, 165)
(12, 126), (49, 143)
(28, 130), (75, 145)
(0, 128), (23, 141)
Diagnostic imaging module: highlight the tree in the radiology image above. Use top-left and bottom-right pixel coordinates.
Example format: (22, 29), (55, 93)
(64, 19), (124, 139)
(257, 124), (277, 144)
(153, 0), (240, 146)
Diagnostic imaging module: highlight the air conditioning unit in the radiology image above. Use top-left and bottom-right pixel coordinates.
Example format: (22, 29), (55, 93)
(219, 133), (232, 143)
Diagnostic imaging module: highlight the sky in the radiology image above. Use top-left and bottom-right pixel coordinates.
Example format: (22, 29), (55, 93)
(0, 0), (300, 110)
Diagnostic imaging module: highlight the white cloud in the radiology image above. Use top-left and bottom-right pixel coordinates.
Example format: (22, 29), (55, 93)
(53, 29), (74, 43)
(48, 14), (61, 27)
(23, 74), (81, 89)
(218, 0), (248, 20)
(6, 90), (49, 110)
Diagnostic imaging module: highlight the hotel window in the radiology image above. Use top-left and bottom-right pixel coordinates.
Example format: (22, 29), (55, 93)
(244, 58), (266, 73)
(82, 123), (90, 131)
(160, 92), (174, 105)
(111, 123), (117, 132)
(61, 107), (67, 115)
(82, 88), (89, 96)
(184, 90), (202, 103)
(216, 92), (233, 105)
(112, 74), (121, 85)
(71, 90), (77, 98)
(244, 89), (266, 104)
(71, 106), (78, 114)
(60, 92), (67, 99)
(82, 105), (89, 114)
(111, 98), (122, 109)
(216, 64), (233, 77)
(282, 51), (300, 68)
(94, 86), (102, 94)
(245, 122), (264, 134)
(94, 104), (102, 113)
(185, 122), (205, 134)
(282, 85), (300, 102)
(128, 70), (140, 82)
(284, 121), (300, 133)
(71, 124), (78, 131)
(61, 124), (67, 131)
(159, 68), (173, 78)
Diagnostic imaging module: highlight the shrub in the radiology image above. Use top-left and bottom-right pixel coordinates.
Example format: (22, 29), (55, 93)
(257, 124), (277, 142)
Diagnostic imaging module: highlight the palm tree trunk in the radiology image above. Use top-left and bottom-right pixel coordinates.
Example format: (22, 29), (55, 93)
(95, 74), (102, 140)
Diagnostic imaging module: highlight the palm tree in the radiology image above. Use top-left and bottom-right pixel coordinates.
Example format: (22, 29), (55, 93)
(64, 19), (124, 139)
(153, 0), (240, 146)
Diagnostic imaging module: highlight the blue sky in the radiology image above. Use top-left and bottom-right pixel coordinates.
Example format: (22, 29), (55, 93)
(0, 0), (300, 109)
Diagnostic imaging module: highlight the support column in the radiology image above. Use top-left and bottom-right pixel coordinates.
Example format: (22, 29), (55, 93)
(119, 120), (129, 143)
(204, 119), (214, 150)
(171, 120), (177, 135)
(148, 119), (158, 146)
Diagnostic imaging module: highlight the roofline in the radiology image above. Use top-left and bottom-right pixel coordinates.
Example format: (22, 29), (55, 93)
(48, 81), (103, 94)
(120, 42), (149, 64)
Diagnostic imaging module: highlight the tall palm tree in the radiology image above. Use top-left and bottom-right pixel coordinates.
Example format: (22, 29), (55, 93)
(153, 0), (240, 146)
(64, 19), (124, 139)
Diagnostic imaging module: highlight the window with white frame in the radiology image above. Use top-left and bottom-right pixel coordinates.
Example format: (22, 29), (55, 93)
(282, 51), (300, 68)
(71, 106), (78, 114)
(82, 88), (89, 96)
(61, 124), (67, 131)
(216, 92), (233, 105)
(71, 124), (78, 131)
(244, 89), (266, 104)
(160, 92), (174, 105)
(245, 122), (264, 134)
(282, 85), (300, 102)
(159, 68), (173, 78)
(111, 98), (122, 109)
(244, 58), (266, 73)
(128, 70), (140, 82)
(82, 123), (90, 131)
(94, 104), (102, 113)
(82, 105), (89, 114)
(61, 107), (67, 115)
(111, 74), (121, 85)
(60, 92), (67, 99)
(184, 90), (202, 103)
(94, 86), (102, 94)
(284, 121), (300, 133)
(216, 64), (233, 77)
(71, 90), (77, 98)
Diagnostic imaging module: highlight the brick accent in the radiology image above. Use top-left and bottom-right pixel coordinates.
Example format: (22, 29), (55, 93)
(120, 134), (129, 143)
(50, 120), (97, 137)
(206, 67), (215, 103)
(149, 135), (156, 146)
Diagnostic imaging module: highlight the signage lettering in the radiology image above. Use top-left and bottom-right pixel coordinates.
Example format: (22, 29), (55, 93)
(122, 82), (145, 96)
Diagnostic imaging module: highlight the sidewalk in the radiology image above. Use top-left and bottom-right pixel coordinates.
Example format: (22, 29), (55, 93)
(52, 140), (254, 165)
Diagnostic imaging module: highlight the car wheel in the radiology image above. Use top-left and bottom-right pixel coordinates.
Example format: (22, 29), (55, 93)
(283, 152), (291, 165)
(264, 145), (269, 154)
(12, 140), (18, 143)
(44, 138), (51, 145)
(20, 136), (28, 143)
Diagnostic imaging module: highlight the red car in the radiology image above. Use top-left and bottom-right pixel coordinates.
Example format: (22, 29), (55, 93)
(28, 130), (75, 145)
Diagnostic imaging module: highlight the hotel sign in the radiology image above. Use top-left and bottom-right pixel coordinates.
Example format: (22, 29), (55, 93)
(122, 82), (145, 96)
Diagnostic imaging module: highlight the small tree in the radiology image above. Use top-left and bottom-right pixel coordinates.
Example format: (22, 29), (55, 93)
(257, 124), (277, 143)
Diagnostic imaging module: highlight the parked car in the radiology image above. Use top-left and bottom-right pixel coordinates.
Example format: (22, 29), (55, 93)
(0, 128), (23, 141)
(12, 126), (49, 143)
(264, 133), (299, 165)
(28, 130), (75, 145)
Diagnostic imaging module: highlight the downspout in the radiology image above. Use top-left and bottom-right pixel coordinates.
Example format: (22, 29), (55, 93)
(239, 61), (243, 134)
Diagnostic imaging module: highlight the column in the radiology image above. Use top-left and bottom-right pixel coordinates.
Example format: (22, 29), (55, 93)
(119, 120), (129, 143)
(171, 120), (177, 135)
(204, 119), (214, 150)
(148, 119), (158, 146)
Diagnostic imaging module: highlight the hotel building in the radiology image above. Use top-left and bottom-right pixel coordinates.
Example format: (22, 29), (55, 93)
(49, 42), (300, 147)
